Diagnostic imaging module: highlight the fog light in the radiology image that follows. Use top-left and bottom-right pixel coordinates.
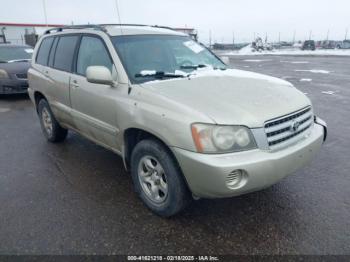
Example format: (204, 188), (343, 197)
(226, 169), (247, 189)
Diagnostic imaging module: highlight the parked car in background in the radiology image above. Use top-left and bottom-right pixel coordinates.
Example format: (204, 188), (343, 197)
(0, 44), (32, 94)
(336, 40), (350, 49)
(28, 25), (327, 217)
(317, 40), (337, 49)
(272, 41), (293, 50)
(301, 40), (316, 51)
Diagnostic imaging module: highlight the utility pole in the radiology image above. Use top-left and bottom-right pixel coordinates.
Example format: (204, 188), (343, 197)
(293, 30), (296, 43)
(326, 29), (329, 41)
(345, 28), (348, 40)
(309, 30), (312, 40)
(278, 32), (281, 44)
(232, 31), (235, 45)
(209, 30), (212, 48)
(42, 0), (48, 27)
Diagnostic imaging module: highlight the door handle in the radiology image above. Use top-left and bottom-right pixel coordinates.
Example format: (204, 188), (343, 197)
(71, 80), (79, 88)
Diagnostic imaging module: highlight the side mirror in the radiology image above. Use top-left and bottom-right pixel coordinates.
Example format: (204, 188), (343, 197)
(220, 56), (230, 65)
(86, 66), (113, 86)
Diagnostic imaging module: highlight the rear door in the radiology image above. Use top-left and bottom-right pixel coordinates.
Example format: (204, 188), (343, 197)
(47, 35), (79, 127)
(70, 35), (120, 150)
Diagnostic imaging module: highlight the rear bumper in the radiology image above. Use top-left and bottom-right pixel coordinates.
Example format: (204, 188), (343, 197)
(0, 79), (28, 94)
(172, 120), (326, 199)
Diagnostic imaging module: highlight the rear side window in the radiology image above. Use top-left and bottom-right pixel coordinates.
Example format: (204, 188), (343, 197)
(53, 36), (79, 72)
(48, 37), (59, 67)
(36, 37), (54, 66)
(76, 36), (113, 76)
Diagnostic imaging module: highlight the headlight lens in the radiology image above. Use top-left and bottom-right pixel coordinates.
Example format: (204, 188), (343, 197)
(0, 69), (9, 79)
(191, 123), (257, 153)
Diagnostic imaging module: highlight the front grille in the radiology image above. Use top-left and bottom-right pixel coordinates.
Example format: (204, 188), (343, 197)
(16, 73), (28, 79)
(264, 107), (313, 148)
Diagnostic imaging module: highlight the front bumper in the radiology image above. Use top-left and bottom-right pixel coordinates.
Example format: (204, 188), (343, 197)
(0, 79), (29, 94)
(172, 121), (326, 198)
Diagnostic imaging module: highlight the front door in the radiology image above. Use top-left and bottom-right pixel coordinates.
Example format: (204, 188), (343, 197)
(70, 35), (120, 151)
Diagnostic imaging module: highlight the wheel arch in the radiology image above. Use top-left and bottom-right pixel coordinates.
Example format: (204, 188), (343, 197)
(33, 91), (47, 112)
(123, 127), (174, 170)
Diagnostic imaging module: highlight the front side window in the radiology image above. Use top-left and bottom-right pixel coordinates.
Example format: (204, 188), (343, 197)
(36, 37), (54, 65)
(111, 35), (226, 83)
(53, 36), (79, 72)
(76, 36), (113, 76)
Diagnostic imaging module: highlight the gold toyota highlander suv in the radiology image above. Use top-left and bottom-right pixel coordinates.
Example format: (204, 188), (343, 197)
(28, 24), (327, 217)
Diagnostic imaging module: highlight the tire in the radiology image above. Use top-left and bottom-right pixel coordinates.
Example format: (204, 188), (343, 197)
(37, 99), (68, 143)
(130, 139), (192, 217)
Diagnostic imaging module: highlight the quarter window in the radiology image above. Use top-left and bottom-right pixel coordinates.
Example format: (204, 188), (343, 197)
(76, 36), (113, 76)
(36, 37), (54, 66)
(53, 36), (79, 72)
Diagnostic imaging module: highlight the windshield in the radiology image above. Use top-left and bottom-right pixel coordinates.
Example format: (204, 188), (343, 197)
(111, 35), (226, 83)
(0, 46), (33, 62)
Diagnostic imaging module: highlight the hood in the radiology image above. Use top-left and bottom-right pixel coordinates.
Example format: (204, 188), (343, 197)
(0, 61), (31, 74)
(141, 69), (311, 127)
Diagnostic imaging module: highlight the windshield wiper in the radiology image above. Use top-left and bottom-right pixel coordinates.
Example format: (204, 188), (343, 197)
(213, 67), (227, 70)
(8, 59), (31, 63)
(135, 71), (187, 79)
(180, 64), (207, 69)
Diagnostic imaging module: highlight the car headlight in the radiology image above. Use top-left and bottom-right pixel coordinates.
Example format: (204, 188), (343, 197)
(0, 69), (9, 79)
(191, 123), (257, 153)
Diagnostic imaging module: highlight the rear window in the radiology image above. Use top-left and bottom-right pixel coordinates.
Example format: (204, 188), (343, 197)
(53, 36), (79, 72)
(36, 37), (54, 66)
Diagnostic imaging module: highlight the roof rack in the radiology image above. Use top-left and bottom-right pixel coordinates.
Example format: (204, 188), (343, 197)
(44, 24), (177, 35)
(101, 24), (175, 30)
(44, 24), (107, 35)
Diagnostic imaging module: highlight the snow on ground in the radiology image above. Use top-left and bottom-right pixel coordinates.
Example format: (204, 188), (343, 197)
(322, 91), (335, 95)
(243, 59), (272, 62)
(221, 44), (350, 56)
(281, 61), (309, 64)
(295, 69), (330, 74)
(0, 108), (10, 113)
(300, 78), (312, 82)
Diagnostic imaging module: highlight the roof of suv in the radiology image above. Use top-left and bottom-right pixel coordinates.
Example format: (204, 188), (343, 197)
(106, 25), (186, 36)
(44, 24), (186, 37)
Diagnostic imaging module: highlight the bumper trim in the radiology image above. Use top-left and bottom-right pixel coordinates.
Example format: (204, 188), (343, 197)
(314, 116), (327, 142)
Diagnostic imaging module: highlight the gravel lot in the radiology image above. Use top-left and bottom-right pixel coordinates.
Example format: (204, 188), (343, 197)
(0, 55), (349, 255)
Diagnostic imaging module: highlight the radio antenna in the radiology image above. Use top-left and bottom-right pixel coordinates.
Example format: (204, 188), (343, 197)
(42, 0), (48, 27)
(114, 0), (131, 93)
(115, 0), (124, 34)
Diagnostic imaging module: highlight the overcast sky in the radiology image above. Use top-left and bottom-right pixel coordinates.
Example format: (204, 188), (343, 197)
(1, 0), (349, 43)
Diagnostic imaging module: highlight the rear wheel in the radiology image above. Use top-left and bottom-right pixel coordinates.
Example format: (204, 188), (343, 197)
(38, 99), (68, 143)
(130, 139), (191, 217)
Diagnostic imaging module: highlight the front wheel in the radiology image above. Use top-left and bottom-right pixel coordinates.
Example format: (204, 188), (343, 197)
(130, 139), (192, 217)
(38, 99), (68, 143)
